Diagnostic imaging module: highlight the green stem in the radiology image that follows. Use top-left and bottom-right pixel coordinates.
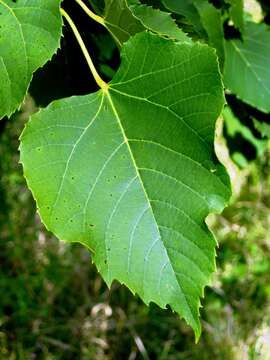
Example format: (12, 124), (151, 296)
(74, 0), (105, 26)
(60, 8), (107, 90)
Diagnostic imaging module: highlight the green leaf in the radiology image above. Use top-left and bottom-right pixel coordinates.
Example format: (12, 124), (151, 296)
(0, 0), (62, 119)
(162, 0), (206, 37)
(224, 22), (270, 113)
(20, 32), (231, 339)
(225, 0), (244, 32)
(103, 0), (189, 46)
(129, 3), (190, 42)
(253, 119), (270, 139)
(87, 0), (104, 15)
(223, 106), (267, 158)
(104, 0), (144, 45)
(193, 1), (225, 68)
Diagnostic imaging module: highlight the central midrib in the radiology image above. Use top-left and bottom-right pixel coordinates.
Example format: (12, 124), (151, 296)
(105, 88), (196, 326)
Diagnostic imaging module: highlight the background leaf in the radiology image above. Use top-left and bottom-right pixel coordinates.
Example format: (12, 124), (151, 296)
(223, 106), (267, 167)
(162, 0), (206, 37)
(225, 0), (244, 32)
(253, 119), (270, 138)
(103, 0), (189, 46)
(20, 32), (231, 339)
(104, 0), (144, 45)
(128, 3), (190, 42)
(194, 0), (225, 68)
(0, 0), (62, 119)
(224, 21), (270, 113)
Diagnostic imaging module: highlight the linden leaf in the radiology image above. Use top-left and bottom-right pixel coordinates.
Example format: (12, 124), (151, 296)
(104, 0), (189, 46)
(20, 32), (231, 339)
(224, 22), (270, 113)
(0, 0), (62, 119)
(193, 0), (225, 68)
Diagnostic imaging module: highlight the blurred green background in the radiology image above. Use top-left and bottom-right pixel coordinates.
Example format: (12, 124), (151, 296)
(1, 101), (270, 360)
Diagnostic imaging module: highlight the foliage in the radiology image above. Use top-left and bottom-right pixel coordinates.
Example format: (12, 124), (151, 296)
(0, 0), (270, 340)
(20, 33), (230, 339)
(0, 0), (62, 118)
(1, 108), (270, 358)
(224, 21), (270, 113)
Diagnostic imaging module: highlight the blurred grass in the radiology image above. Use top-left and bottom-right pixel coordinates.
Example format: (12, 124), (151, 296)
(1, 103), (270, 360)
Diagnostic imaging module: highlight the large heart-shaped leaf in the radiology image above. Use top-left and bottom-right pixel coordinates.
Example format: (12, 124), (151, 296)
(224, 22), (270, 113)
(20, 32), (231, 339)
(0, 0), (62, 119)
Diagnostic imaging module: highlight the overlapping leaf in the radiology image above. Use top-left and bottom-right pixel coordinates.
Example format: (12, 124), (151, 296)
(104, 0), (189, 46)
(162, 0), (206, 37)
(253, 120), (270, 139)
(224, 22), (270, 113)
(129, 3), (189, 42)
(0, 0), (62, 119)
(20, 32), (231, 339)
(225, 0), (244, 32)
(194, 1), (225, 68)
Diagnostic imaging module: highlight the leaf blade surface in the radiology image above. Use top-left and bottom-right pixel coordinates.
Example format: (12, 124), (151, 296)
(20, 32), (231, 339)
(224, 22), (270, 113)
(0, 0), (62, 119)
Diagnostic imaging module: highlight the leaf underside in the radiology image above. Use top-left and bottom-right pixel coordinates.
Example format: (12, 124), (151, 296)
(0, 0), (62, 119)
(20, 32), (231, 339)
(224, 22), (270, 113)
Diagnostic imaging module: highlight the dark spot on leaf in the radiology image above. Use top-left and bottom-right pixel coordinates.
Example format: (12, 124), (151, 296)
(104, 260), (107, 264)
